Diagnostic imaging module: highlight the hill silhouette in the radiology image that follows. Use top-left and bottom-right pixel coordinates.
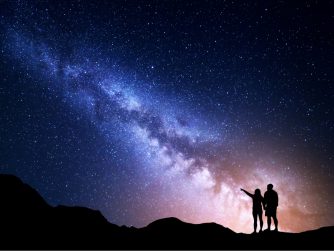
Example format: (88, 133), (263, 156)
(0, 173), (333, 249)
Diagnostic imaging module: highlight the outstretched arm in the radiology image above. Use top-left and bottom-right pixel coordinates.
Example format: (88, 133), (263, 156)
(240, 188), (253, 198)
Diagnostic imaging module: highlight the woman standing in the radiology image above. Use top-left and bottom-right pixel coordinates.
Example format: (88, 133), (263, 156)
(240, 188), (264, 233)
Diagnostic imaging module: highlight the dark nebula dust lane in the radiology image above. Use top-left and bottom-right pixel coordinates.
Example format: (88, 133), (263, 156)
(0, 0), (333, 233)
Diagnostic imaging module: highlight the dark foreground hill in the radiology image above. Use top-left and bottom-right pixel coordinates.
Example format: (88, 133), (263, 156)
(0, 174), (333, 249)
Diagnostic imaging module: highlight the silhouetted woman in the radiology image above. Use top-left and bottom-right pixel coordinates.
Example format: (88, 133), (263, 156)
(240, 188), (264, 233)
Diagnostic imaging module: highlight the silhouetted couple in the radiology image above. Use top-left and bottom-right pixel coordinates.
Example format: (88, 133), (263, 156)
(240, 184), (278, 233)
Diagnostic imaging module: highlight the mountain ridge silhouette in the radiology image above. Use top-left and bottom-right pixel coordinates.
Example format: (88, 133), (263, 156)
(0, 173), (333, 249)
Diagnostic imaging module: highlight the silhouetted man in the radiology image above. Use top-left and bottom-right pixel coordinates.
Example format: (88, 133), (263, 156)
(263, 184), (278, 231)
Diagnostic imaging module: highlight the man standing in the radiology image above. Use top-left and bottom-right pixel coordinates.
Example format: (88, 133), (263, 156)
(263, 184), (279, 231)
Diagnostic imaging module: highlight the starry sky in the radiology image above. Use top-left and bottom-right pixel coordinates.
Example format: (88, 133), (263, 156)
(0, 0), (333, 233)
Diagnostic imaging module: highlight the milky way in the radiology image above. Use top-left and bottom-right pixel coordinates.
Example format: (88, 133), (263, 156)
(1, 0), (333, 233)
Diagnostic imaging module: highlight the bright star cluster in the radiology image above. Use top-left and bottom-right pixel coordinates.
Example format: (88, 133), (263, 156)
(0, 0), (333, 233)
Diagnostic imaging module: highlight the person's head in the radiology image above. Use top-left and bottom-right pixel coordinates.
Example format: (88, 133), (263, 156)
(267, 184), (273, 190)
(255, 188), (261, 196)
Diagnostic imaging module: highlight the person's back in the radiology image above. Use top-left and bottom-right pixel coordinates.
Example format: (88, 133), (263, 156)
(253, 193), (263, 212)
(264, 189), (278, 209)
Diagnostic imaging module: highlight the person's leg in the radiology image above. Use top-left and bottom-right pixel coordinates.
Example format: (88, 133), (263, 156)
(253, 212), (257, 233)
(259, 212), (263, 232)
(267, 216), (271, 230)
(273, 211), (278, 231)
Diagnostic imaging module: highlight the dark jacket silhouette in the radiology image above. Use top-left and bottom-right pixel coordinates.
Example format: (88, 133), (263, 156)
(241, 188), (264, 233)
(263, 184), (279, 231)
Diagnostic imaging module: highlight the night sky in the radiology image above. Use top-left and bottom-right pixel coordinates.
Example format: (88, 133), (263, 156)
(1, 0), (333, 233)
